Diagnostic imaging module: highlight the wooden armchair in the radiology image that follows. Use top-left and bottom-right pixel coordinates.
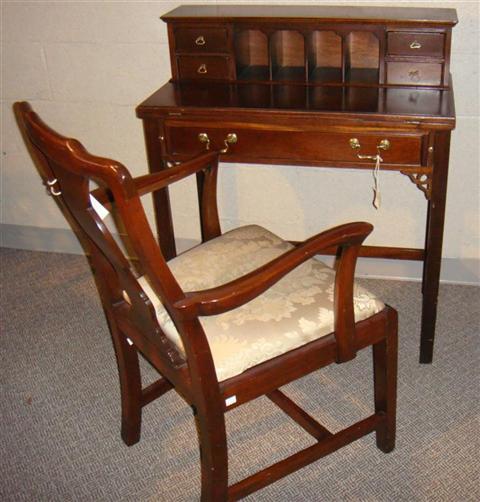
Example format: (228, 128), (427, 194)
(14, 101), (397, 501)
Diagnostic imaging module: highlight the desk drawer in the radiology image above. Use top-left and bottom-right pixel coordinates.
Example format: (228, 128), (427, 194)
(387, 32), (445, 58)
(165, 124), (423, 166)
(174, 27), (229, 53)
(177, 55), (233, 80)
(386, 62), (442, 86)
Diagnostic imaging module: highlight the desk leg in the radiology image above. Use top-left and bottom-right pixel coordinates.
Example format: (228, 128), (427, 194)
(142, 118), (177, 260)
(420, 131), (451, 363)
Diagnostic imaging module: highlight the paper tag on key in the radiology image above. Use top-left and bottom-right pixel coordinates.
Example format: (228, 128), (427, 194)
(372, 154), (383, 209)
(89, 194), (109, 220)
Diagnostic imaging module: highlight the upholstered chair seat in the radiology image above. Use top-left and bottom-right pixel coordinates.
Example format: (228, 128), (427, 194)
(140, 225), (384, 381)
(16, 101), (397, 501)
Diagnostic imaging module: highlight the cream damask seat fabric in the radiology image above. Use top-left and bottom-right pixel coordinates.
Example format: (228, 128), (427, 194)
(139, 225), (383, 381)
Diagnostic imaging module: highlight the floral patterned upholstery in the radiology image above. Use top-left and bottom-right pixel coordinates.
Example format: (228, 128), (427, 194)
(139, 225), (384, 382)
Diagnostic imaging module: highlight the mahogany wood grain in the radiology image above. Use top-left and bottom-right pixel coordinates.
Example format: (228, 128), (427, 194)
(386, 61), (443, 86)
(141, 118), (176, 260)
(177, 54), (234, 81)
(420, 130), (451, 363)
(162, 5), (457, 26)
(228, 413), (384, 501)
(267, 389), (333, 440)
(174, 26), (229, 53)
(314, 245), (424, 261)
(16, 101), (398, 500)
(387, 32), (445, 58)
(138, 5), (456, 364)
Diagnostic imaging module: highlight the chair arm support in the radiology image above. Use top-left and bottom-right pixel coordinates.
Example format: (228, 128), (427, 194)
(89, 151), (221, 205)
(133, 151), (220, 196)
(173, 222), (373, 322)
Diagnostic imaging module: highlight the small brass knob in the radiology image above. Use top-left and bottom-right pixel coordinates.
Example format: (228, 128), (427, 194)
(198, 132), (210, 150)
(221, 133), (238, 153)
(349, 138), (361, 150)
(408, 69), (420, 82)
(378, 139), (390, 151)
(225, 133), (237, 145)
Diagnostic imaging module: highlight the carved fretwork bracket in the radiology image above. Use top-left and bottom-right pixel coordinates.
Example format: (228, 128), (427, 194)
(400, 170), (432, 200)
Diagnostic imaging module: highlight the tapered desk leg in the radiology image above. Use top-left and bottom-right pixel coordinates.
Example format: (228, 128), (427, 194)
(142, 118), (177, 260)
(420, 131), (451, 363)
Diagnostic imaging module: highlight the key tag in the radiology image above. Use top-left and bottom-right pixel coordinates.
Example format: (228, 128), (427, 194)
(89, 194), (109, 220)
(372, 154), (383, 209)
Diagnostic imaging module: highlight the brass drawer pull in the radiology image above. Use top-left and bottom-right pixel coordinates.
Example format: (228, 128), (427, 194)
(349, 138), (390, 158)
(198, 132), (210, 150)
(349, 138), (390, 209)
(198, 132), (238, 153)
(195, 35), (206, 46)
(197, 64), (208, 74)
(410, 41), (422, 49)
(408, 69), (420, 82)
(221, 133), (238, 153)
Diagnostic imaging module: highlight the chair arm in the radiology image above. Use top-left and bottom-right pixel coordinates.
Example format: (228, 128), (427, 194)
(173, 222), (373, 320)
(90, 150), (221, 204)
(134, 151), (220, 196)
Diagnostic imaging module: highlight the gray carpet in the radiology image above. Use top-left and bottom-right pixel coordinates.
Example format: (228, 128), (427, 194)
(1, 247), (479, 501)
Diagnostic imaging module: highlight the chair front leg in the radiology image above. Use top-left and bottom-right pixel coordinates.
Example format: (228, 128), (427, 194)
(373, 307), (398, 453)
(108, 315), (143, 446)
(194, 405), (228, 501)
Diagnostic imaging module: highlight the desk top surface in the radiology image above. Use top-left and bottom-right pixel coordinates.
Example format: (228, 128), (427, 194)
(162, 5), (458, 25)
(137, 82), (455, 127)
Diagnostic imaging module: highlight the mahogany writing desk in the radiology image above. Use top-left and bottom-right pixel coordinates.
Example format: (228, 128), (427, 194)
(136, 5), (457, 363)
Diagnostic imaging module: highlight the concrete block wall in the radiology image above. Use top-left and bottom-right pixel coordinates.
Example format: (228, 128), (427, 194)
(1, 0), (479, 283)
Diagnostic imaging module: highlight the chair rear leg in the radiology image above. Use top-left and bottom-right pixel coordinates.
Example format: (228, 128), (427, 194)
(373, 307), (398, 453)
(108, 317), (143, 446)
(194, 406), (228, 501)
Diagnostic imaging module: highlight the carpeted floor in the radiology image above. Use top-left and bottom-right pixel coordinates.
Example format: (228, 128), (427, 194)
(1, 247), (479, 501)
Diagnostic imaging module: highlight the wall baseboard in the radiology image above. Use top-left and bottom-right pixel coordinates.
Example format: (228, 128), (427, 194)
(1, 223), (478, 285)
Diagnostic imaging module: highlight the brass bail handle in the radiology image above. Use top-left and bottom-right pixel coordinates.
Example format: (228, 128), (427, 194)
(349, 137), (390, 160)
(198, 132), (238, 153)
(221, 133), (238, 153)
(198, 132), (210, 150)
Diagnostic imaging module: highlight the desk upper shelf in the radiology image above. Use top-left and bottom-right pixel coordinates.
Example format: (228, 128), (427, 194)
(161, 5), (457, 89)
(162, 5), (458, 25)
(137, 81), (455, 129)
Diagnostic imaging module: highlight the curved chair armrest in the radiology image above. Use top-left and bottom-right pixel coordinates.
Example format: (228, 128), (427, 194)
(90, 150), (221, 204)
(134, 151), (220, 196)
(173, 222), (373, 320)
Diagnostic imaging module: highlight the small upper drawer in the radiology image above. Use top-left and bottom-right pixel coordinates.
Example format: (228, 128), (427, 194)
(387, 32), (445, 58)
(174, 27), (229, 53)
(386, 62), (443, 86)
(177, 55), (234, 80)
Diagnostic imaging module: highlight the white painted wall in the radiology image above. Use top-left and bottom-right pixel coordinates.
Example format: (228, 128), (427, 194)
(1, 0), (479, 283)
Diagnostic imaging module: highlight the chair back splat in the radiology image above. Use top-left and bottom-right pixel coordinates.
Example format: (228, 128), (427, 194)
(15, 101), (398, 501)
